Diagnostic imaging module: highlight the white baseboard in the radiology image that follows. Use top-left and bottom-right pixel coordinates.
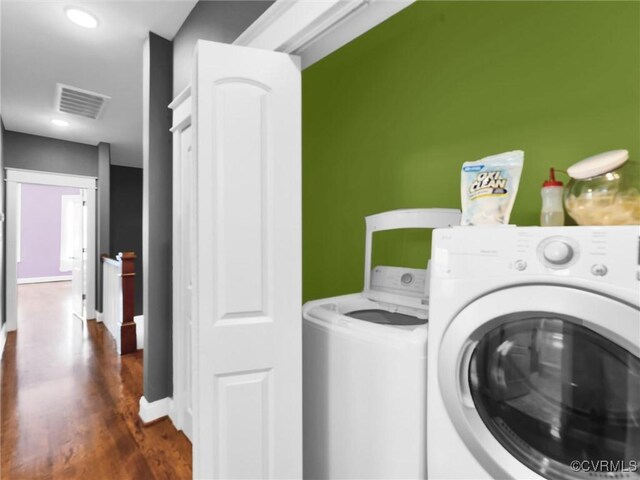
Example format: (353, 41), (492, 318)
(139, 396), (173, 424)
(17, 275), (72, 285)
(95, 311), (103, 323)
(0, 324), (7, 359)
(134, 315), (144, 350)
(168, 398), (179, 430)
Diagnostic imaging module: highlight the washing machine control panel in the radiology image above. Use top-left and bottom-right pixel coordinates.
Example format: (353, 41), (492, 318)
(431, 226), (640, 290)
(370, 266), (427, 297)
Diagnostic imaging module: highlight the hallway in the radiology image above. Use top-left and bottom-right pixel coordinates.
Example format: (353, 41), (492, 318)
(1, 282), (192, 479)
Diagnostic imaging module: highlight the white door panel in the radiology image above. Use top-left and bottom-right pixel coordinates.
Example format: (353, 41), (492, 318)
(192, 40), (301, 479)
(71, 194), (84, 319)
(181, 123), (194, 440)
(171, 91), (194, 441)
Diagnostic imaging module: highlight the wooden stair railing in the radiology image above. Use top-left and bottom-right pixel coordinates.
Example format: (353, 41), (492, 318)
(101, 252), (137, 355)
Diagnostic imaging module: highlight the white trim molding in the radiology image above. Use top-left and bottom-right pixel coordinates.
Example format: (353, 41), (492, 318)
(139, 396), (172, 424)
(170, 87), (194, 442)
(234, 0), (365, 53)
(5, 168), (97, 189)
(17, 275), (72, 285)
(0, 324), (7, 359)
(168, 399), (179, 430)
(234, 0), (415, 69)
(16, 184), (21, 263)
(96, 310), (103, 323)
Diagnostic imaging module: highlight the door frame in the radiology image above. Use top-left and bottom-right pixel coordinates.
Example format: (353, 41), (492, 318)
(234, 0), (415, 69)
(5, 168), (97, 331)
(437, 285), (640, 480)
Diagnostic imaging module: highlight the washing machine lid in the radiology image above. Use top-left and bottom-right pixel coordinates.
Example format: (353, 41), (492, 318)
(362, 209), (461, 311)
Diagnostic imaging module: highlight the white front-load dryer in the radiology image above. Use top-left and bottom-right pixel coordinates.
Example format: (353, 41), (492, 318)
(303, 208), (461, 480)
(427, 225), (640, 480)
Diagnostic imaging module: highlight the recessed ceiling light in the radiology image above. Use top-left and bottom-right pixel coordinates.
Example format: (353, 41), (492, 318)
(52, 119), (70, 127)
(65, 7), (98, 29)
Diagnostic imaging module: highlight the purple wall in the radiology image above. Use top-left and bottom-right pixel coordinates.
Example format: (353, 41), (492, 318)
(18, 184), (81, 280)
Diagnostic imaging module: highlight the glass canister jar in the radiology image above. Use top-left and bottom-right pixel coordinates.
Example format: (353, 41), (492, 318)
(564, 150), (640, 226)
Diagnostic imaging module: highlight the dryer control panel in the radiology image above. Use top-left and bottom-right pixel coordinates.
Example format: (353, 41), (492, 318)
(431, 225), (640, 291)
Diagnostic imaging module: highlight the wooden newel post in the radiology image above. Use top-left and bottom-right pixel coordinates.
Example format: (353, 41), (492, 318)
(119, 252), (137, 355)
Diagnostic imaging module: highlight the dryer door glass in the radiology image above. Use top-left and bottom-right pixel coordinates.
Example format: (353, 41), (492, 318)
(469, 317), (640, 480)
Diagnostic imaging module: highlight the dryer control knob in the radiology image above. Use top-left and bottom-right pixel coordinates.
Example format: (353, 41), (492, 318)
(543, 241), (574, 265)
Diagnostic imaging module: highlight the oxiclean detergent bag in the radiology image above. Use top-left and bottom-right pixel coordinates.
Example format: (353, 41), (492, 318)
(460, 151), (524, 225)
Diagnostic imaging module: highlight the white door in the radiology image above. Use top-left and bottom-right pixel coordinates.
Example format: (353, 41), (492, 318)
(171, 88), (194, 441)
(182, 129), (195, 441)
(70, 194), (85, 319)
(192, 40), (301, 479)
(178, 119), (195, 441)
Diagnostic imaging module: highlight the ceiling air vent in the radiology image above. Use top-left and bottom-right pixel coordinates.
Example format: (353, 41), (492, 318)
(55, 83), (110, 120)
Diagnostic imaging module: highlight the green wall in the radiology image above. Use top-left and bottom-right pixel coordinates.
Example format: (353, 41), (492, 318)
(302, 1), (640, 302)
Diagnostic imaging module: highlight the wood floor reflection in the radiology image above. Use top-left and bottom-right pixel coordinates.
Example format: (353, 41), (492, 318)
(1, 281), (192, 479)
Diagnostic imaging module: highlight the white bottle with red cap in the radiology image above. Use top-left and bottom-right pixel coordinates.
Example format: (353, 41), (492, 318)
(540, 168), (564, 226)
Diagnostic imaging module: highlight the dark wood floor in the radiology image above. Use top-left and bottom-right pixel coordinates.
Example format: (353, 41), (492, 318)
(1, 282), (192, 479)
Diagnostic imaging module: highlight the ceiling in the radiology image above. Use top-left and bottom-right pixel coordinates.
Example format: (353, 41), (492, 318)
(1, 0), (199, 167)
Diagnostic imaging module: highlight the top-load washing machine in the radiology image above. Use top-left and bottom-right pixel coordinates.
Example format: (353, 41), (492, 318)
(427, 225), (640, 480)
(303, 208), (461, 480)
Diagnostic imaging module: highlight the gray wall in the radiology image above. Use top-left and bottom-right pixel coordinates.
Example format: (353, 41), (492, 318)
(3, 131), (98, 177)
(172, 0), (273, 96)
(110, 165), (143, 316)
(143, 32), (173, 402)
(97, 142), (110, 313)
